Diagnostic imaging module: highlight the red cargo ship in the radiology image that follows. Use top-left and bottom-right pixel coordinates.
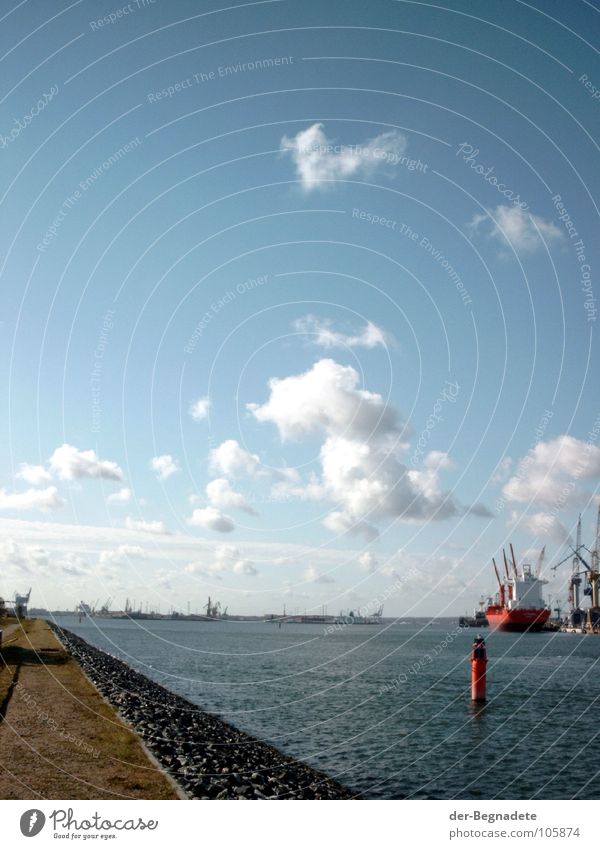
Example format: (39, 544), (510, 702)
(486, 545), (550, 632)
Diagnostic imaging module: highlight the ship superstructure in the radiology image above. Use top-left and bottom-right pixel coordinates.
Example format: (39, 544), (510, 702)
(486, 545), (550, 632)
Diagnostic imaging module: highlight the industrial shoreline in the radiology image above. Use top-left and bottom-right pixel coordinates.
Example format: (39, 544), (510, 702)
(49, 624), (358, 800)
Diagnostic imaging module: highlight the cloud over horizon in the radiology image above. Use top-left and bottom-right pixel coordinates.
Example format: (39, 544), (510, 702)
(185, 543), (258, 578)
(0, 486), (65, 513)
(187, 505), (235, 533)
(125, 517), (169, 535)
(249, 358), (462, 539)
(503, 434), (600, 508)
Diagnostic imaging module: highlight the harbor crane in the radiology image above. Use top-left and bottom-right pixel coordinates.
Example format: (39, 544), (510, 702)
(552, 508), (600, 628)
(0, 589), (31, 618)
(204, 596), (222, 618)
(13, 588), (31, 618)
(99, 597), (112, 615)
(534, 546), (545, 578)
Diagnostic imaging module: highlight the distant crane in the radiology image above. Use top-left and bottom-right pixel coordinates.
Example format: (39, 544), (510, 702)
(582, 505), (600, 620)
(502, 550), (513, 600)
(534, 546), (546, 578)
(204, 597), (222, 618)
(14, 588), (32, 618)
(492, 557), (505, 607)
(509, 544), (519, 580)
(552, 507), (600, 628)
(570, 516), (584, 613)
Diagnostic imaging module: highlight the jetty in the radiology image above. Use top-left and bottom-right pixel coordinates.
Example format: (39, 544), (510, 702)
(0, 618), (178, 799)
(0, 619), (356, 800)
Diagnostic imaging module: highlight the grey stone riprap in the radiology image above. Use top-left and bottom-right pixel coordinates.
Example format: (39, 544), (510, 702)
(51, 625), (357, 800)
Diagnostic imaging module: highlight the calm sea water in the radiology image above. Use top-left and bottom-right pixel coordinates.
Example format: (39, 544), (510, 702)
(56, 616), (600, 799)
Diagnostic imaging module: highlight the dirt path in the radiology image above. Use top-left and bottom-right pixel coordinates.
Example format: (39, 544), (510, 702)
(0, 623), (21, 642)
(0, 619), (179, 800)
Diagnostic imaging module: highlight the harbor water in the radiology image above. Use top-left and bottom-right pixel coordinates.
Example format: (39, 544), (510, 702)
(57, 616), (600, 799)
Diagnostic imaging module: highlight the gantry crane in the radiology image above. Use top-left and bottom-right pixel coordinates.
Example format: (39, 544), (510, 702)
(552, 507), (600, 629)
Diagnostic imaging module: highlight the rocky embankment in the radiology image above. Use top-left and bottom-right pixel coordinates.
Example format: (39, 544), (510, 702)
(51, 625), (357, 800)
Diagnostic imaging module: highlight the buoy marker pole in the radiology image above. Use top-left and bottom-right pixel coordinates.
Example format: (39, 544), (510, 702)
(471, 634), (487, 702)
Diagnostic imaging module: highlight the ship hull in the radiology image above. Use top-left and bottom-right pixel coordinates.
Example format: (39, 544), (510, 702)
(486, 606), (550, 632)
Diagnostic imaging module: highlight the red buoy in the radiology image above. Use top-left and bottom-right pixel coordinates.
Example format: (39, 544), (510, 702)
(471, 634), (487, 702)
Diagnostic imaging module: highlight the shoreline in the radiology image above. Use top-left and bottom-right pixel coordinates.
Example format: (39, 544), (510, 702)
(0, 619), (178, 800)
(51, 623), (358, 800)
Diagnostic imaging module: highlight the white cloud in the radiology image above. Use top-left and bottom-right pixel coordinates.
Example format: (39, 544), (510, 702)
(209, 439), (260, 478)
(184, 560), (225, 578)
(216, 545), (258, 576)
(248, 358), (402, 442)
(49, 444), (123, 481)
(100, 545), (146, 566)
(125, 517), (169, 535)
(187, 506), (235, 533)
(0, 515), (370, 595)
(216, 544), (241, 561)
(190, 397), (210, 421)
(294, 315), (389, 349)
(57, 553), (88, 576)
(491, 456), (513, 484)
(0, 538), (49, 572)
(270, 473), (325, 503)
(358, 552), (378, 573)
(510, 510), (570, 545)
(503, 435), (600, 508)
(322, 510), (379, 541)
(150, 454), (180, 480)
(0, 486), (65, 513)
(408, 451), (455, 501)
(107, 487), (132, 505)
(468, 204), (563, 254)
(249, 358), (461, 534)
(232, 559), (258, 576)
(280, 122), (408, 191)
(16, 463), (51, 485)
(304, 564), (335, 583)
(206, 478), (257, 514)
(272, 466), (301, 483)
(185, 543), (258, 577)
(185, 560), (220, 576)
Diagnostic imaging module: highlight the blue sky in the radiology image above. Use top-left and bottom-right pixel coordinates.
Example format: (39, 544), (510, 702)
(1, 0), (599, 616)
